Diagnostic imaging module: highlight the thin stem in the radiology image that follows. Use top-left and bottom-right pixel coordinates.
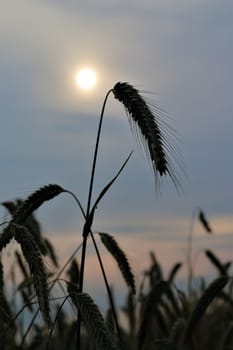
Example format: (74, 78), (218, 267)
(20, 309), (40, 348)
(76, 234), (87, 349)
(90, 231), (123, 346)
(45, 296), (69, 350)
(65, 190), (86, 218)
(76, 88), (113, 350)
(54, 242), (83, 284)
(86, 89), (113, 216)
(187, 207), (199, 297)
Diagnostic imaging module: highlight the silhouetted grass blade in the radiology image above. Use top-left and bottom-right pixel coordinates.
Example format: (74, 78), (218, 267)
(184, 276), (229, 344)
(138, 280), (168, 349)
(205, 250), (227, 275)
(168, 262), (182, 283)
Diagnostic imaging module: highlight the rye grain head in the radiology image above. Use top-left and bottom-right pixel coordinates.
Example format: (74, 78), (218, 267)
(12, 184), (65, 225)
(99, 232), (136, 294)
(68, 286), (118, 350)
(112, 82), (183, 192)
(10, 223), (51, 326)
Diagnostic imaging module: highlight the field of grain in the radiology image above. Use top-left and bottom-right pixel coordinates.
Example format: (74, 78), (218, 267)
(0, 83), (232, 350)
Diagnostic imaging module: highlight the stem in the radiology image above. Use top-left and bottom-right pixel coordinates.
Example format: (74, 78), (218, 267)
(20, 309), (40, 348)
(90, 232), (123, 346)
(76, 89), (113, 350)
(45, 296), (69, 350)
(76, 234), (87, 349)
(187, 207), (199, 297)
(86, 89), (113, 216)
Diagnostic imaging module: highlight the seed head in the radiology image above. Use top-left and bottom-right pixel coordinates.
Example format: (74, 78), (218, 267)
(113, 82), (182, 192)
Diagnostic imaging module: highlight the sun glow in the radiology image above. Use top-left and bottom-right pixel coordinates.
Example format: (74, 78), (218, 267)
(76, 68), (96, 90)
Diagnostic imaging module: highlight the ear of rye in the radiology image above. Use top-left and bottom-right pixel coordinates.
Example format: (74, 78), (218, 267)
(113, 82), (182, 192)
(99, 232), (135, 295)
(12, 224), (51, 326)
(68, 287), (118, 350)
(13, 184), (65, 224)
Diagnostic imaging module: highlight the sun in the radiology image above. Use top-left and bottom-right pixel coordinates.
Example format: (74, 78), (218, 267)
(76, 68), (96, 90)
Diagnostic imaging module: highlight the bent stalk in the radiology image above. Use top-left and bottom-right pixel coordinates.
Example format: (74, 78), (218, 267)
(76, 89), (113, 350)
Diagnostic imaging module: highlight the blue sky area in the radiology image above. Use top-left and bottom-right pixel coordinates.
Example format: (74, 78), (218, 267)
(0, 1), (232, 305)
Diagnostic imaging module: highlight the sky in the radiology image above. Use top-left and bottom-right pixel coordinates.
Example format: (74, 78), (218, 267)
(0, 0), (233, 308)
